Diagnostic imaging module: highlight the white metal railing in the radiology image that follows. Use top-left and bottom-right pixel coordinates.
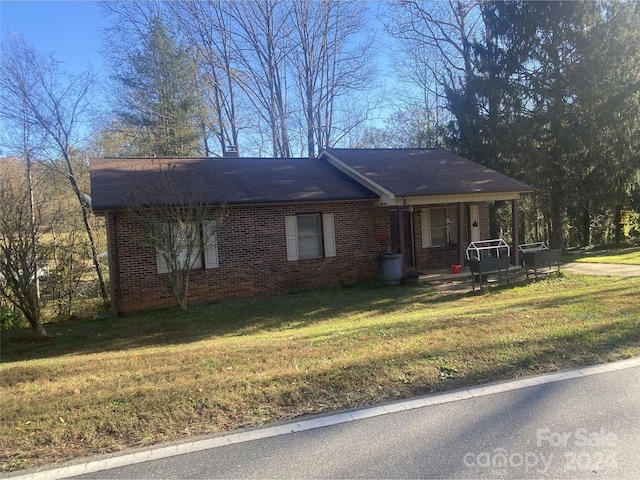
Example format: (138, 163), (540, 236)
(518, 242), (549, 252)
(465, 238), (510, 261)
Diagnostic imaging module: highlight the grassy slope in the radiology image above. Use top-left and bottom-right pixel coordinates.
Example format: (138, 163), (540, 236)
(2, 275), (639, 471)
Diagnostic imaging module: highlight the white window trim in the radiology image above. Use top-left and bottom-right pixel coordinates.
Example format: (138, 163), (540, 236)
(203, 220), (220, 269)
(285, 213), (336, 261)
(421, 209), (432, 248)
(156, 221), (219, 274)
(322, 213), (336, 258)
(421, 207), (458, 248)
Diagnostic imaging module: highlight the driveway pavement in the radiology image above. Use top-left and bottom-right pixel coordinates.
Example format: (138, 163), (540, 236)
(560, 261), (640, 277)
(428, 261), (640, 293)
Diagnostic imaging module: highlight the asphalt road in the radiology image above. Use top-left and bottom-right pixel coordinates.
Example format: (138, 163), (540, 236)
(56, 360), (640, 480)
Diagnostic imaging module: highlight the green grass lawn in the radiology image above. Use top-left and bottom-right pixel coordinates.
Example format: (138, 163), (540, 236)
(2, 275), (640, 472)
(564, 246), (640, 264)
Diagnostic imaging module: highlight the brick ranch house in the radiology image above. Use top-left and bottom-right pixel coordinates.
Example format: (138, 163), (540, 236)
(89, 148), (533, 314)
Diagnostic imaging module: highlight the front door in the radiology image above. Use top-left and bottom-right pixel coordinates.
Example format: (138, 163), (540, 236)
(470, 205), (480, 242)
(389, 210), (415, 268)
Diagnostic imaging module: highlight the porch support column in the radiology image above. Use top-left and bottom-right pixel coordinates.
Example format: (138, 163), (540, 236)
(512, 199), (520, 267)
(397, 207), (405, 269)
(458, 202), (465, 265)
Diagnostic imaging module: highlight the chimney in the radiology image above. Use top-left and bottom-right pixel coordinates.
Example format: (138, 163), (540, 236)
(224, 145), (239, 158)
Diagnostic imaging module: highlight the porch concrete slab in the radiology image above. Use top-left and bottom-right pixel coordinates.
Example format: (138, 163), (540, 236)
(409, 262), (640, 292)
(406, 265), (526, 294)
(414, 266), (523, 284)
(416, 268), (472, 284)
(406, 259), (640, 294)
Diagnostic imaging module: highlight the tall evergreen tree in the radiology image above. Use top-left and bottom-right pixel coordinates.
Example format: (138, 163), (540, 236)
(391, 0), (640, 248)
(111, 15), (204, 157)
(576, 1), (640, 245)
(520, 2), (599, 248)
(168, 0), (241, 156)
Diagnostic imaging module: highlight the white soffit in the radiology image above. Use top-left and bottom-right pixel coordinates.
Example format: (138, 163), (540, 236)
(377, 192), (523, 207)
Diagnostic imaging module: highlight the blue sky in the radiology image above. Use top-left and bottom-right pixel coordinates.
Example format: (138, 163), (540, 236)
(1, 1), (105, 74)
(1, 0), (393, 153)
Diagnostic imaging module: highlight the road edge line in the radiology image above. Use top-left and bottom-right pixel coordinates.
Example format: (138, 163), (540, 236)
(7, 356), (640, 480)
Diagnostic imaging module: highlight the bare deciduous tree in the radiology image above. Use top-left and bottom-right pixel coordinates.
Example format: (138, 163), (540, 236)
(168, 0), (241, 156)
(227, 0), (293, 158)
(386, 0), (480, 91)
(291, 0), (377, 157)
(384, 0), (480, 142)
(105, 1), (379, 158)
(127, 160), (226, 311)
(1, 34), (109, 303)
(0, 159), (47, 338)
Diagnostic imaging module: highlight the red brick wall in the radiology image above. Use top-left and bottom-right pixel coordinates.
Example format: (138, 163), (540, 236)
(108, 201), (387, 314)
(478, 203), (491, 241)
(105, 201), (492, 314)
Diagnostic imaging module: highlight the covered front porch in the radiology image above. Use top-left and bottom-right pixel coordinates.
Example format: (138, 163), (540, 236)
(387, 198), (525, 274)
(319, 148), (533, 279)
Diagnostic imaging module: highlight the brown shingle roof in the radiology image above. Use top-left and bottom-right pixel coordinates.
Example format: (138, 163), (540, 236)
(90, 149), (533, 211)
(321, 148), (533, 197)
(89, 157), (378, 211)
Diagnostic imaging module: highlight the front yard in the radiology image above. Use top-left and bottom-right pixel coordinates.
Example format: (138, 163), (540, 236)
(2, 274), (639, 471)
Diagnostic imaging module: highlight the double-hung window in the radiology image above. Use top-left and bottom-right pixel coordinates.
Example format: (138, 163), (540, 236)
(421, 206), (458, 247)
(156, 220), (219, 273)
(285, 213), (336, 261)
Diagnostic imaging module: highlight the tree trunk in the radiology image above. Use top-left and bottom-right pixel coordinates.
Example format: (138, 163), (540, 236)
(29, 318), (48, 339)
(306, 83), (315, 159)
(614, 204), (624, 245)
(80, 202), (109, 302)
(26, 148), (41, 303)
(581, 203), (591, 247)
(62, 152), (109, 303)
(550, 188), (565, 250)
(488, 202), (500, 239)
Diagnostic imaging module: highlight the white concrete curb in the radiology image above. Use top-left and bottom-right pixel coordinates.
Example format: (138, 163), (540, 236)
(6, 356), (640, 480)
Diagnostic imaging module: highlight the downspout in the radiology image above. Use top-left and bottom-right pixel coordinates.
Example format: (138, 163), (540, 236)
(458, 202), (465, 266)
(409, 207), (416, 269)
(400, 197), (416, 269)
(397, 203), (405, 259)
